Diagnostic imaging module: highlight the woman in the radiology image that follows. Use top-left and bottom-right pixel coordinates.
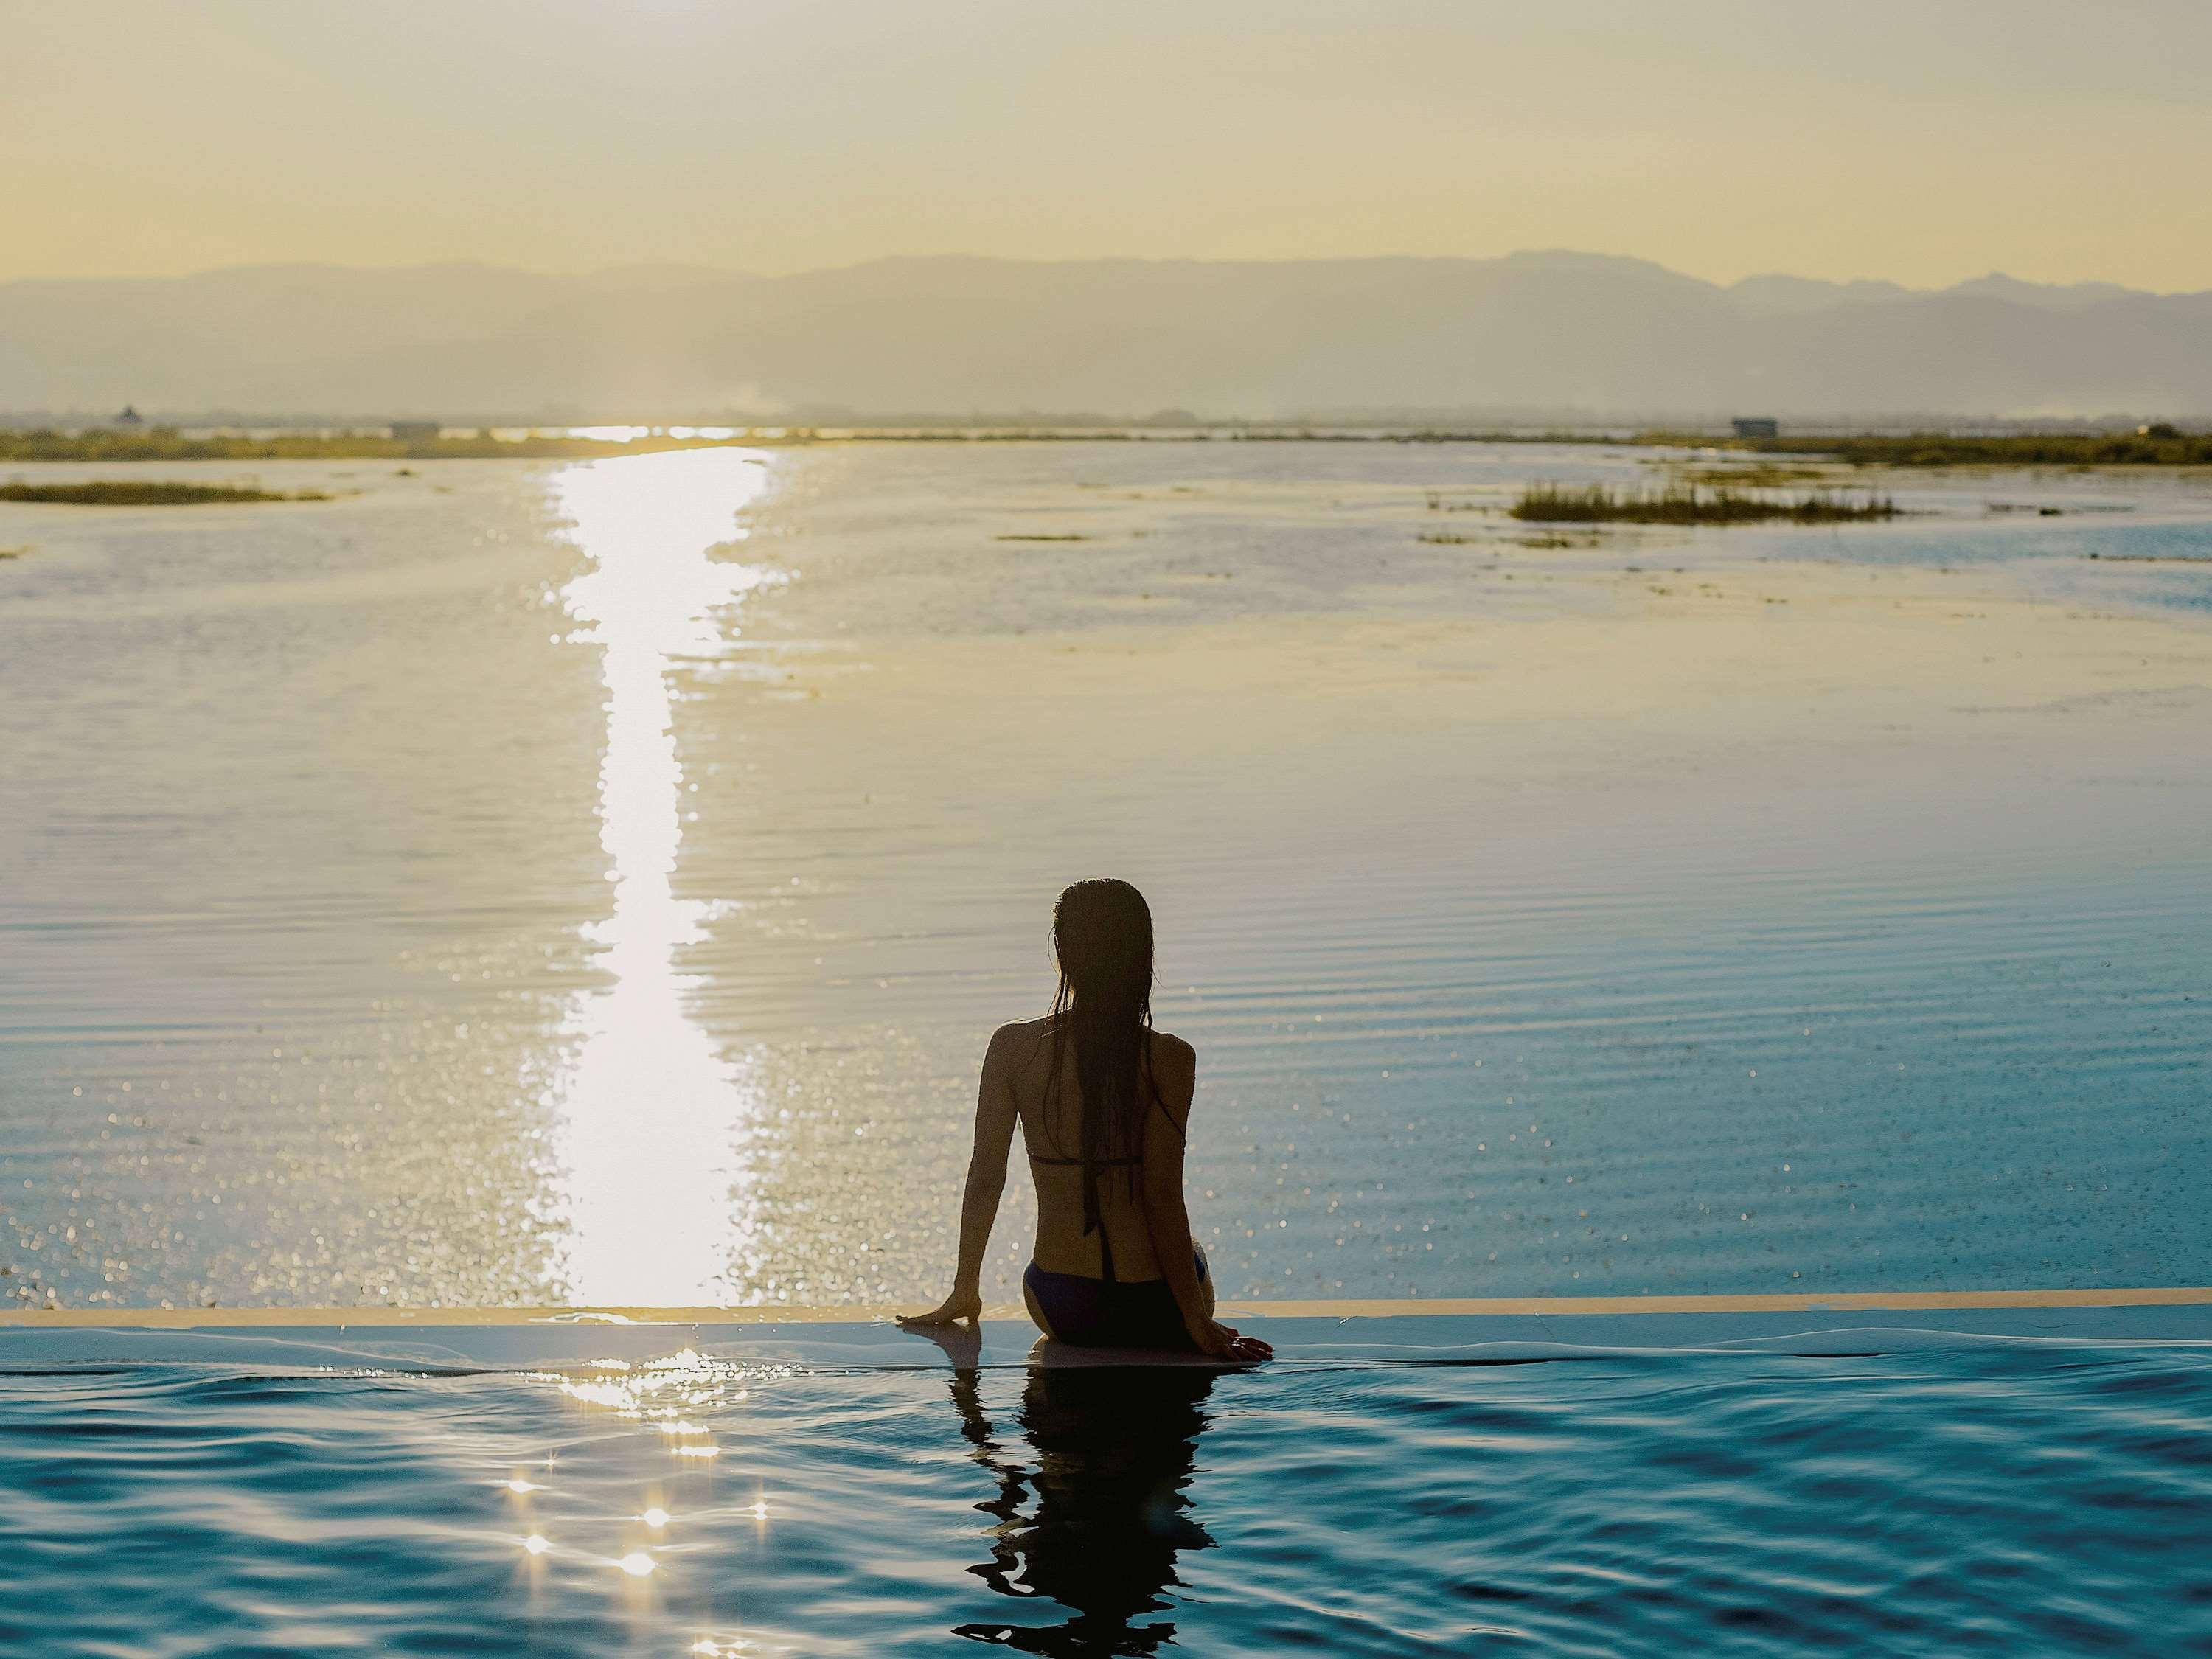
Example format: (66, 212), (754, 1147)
(901, 879), (1273, 1361)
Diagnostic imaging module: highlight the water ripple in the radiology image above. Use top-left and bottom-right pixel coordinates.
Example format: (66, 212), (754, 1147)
(3, 1344), (2208, 1653)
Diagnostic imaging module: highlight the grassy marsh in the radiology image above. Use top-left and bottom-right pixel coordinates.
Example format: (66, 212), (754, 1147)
(1641, 431), (2212, 467)
(1512, 482), (1898, 526)
(0, 480), (329, 506)
(1679, 462), (1832, 486)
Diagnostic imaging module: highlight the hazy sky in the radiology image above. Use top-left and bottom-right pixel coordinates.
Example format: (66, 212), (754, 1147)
(7, 1), (2211, 290)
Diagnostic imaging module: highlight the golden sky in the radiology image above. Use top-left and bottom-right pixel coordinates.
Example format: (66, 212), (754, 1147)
(7, 0), (2209, 291)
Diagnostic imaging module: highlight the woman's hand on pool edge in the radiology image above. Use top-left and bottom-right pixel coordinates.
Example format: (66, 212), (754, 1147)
(898, 1288), (984, 1327)
(1191, 1318), (1273, 1363)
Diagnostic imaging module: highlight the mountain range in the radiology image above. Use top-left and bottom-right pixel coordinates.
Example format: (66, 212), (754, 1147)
(3, 251), (2208, 421)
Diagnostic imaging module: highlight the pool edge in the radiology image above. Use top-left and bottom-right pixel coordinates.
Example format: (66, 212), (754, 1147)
(5, 1284), (2211, 1329)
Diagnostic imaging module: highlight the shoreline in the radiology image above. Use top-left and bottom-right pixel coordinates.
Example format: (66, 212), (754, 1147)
(6, 428), (2212, 466)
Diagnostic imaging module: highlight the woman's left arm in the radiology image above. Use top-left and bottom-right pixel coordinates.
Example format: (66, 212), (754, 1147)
(900, 1024), (1020, 1326)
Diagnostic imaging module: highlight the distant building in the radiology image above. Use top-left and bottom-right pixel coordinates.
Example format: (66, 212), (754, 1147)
(114, 405), (144, 426)
(1731, 417), (1780, 439)
(389, 420), (442, 442)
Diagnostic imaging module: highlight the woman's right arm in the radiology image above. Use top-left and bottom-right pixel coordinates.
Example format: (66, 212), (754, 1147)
(1140, 1037), (1272, 1362)
(900, 1023), (1020, 1327)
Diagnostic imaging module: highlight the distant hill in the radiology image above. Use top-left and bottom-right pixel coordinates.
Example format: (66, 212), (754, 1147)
(4, 251), (2209, 420)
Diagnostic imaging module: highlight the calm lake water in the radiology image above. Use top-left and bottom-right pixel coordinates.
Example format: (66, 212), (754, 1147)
(5, 1332), (2211, 1655)
(2, 442), (2210, 1310)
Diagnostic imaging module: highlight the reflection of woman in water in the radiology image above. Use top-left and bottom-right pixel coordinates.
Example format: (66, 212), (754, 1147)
(945, 1352), (1220, 1654)
(902, 879), (1271, 1360)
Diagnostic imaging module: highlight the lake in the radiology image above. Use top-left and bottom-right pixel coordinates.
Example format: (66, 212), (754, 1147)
(3, 442), (2209, 1311)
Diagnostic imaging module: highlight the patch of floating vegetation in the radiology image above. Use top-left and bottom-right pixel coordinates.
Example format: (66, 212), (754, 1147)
(0, 543), (29, 558)
(2085, 551), (2212, 563)
(1512, 483), (1899, 526)
(1424, 493), (1489, 512)
(0, 480), (328, 506)
(1679, 463), (1832, 486)
(1417, 530), (1484, 544)
(995, 533), (1091, 542)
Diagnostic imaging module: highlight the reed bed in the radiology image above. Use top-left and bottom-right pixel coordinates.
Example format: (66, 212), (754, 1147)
(0, 480), (327, 505)
(1638, 429), (2212, 467)
(1511, 482), (1897, 525)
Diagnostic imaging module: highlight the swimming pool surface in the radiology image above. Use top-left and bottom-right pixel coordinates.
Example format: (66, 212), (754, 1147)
(6, 1304), (2208, 1655)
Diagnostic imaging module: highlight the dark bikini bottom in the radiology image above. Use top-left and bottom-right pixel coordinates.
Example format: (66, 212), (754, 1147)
(1023, 1246), (1210, 1349)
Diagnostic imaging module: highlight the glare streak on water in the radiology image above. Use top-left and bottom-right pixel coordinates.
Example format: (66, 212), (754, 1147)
(546, 450), (777, 1306)
(1, 1345), (2208, 1655)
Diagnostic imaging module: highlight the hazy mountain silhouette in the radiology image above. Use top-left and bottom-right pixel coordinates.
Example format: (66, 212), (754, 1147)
(4, 251), (2208, 420)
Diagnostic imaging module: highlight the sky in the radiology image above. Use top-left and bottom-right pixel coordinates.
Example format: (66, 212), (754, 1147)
(5, 0), (2211, 291)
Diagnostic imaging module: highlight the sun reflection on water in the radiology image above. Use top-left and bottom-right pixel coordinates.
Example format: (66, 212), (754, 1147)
(548, 449), (779, 1306)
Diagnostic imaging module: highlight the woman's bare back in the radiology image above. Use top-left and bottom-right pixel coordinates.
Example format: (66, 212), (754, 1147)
(990, 1014), (1195, 1282)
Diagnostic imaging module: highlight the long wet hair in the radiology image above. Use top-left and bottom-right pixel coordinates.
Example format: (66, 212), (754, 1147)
(1043, 880), (1158, 1217)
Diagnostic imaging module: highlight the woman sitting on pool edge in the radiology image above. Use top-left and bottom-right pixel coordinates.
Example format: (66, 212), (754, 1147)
(901, 879), (1273, 1362)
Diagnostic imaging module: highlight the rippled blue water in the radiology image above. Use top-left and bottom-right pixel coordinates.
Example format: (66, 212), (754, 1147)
(1, 442), (2209, 1309)
(4, 1335), (2210, 1655)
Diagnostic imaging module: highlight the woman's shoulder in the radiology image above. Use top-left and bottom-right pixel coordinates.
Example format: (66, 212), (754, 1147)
(1147, 1028), (1196, 1071)
(986, 1015), (1055, 1065)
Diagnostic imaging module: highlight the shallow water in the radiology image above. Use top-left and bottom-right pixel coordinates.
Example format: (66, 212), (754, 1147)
(4, 1337), (2210, 1655)
(1, 442), (2209, 1309)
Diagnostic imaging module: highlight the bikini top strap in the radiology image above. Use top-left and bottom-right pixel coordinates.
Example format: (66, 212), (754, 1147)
(1093, 1167), (1116, 1284)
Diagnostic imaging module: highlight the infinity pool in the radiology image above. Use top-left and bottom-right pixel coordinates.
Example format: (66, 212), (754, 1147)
(5, 1310), (2208, 1655)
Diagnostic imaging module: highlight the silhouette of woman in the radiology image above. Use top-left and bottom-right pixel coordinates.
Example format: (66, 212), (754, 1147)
(902, 879), (1270, 1360)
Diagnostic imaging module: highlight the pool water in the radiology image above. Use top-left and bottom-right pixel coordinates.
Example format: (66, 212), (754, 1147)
(5, 1324), (2210, 1655)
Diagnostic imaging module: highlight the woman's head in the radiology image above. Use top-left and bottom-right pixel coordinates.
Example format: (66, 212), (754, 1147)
(1052, 878), (1154, 1014)
(1046, 880), (1157, 1171)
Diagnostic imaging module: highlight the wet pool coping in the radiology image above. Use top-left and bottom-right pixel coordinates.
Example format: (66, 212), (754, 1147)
(3, 1287), (2209, 1372)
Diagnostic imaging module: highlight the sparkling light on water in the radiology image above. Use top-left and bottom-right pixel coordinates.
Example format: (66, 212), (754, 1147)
(548, 448), (778, 1306)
